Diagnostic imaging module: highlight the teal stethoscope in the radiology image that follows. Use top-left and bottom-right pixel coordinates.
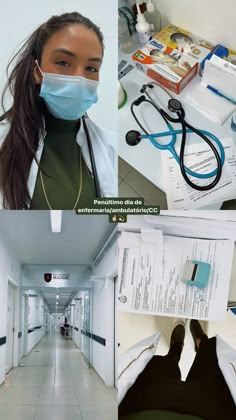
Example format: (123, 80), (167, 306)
(126, 82), (225, 191)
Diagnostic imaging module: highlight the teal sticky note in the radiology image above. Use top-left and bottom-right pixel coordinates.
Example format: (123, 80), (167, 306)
(182, 260), (211, 289)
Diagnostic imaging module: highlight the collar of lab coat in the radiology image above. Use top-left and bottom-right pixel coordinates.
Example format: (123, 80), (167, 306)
(0, 117), (117, 208)
(216, 334), (236, 404)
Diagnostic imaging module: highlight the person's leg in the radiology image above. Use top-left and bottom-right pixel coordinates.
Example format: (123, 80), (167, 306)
(184, 320), (236, 420)
(186, 320), (217, 381)
(119, 323), (185, 416)
(156, 323), (185, 381)
(186, 320), (225, 382)
(139, 323), (185, 384)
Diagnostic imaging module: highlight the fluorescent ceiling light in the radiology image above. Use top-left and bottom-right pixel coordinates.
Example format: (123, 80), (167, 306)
(50, 211), (62, 233)
(56, 295), (59, 299)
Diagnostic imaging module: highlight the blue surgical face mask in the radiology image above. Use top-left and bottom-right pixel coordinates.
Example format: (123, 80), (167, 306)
(36, 61), (99, 120)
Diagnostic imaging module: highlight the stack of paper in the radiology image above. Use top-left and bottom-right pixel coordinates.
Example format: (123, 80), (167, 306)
(144, 212), (236, 240)
(185, 55), (236, 124)
(118, 229), (234, 321)
(203, 55), (236, 102)
(185, 83), (235, 125)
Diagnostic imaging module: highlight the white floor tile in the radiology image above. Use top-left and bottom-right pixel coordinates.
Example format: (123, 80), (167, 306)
(38, 387), (78, 406)
(34, 405), (82, 420)
(2, 333), (116, 416)
(0, 386), (41, 405)
(80, 405), (118, 420)
(76, 387), (117, 407)
(0, 404), (36, 420)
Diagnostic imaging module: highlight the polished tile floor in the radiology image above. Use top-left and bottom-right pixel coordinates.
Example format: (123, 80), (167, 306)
(0, 333), (117, 420)
(118, 157), (168, 209)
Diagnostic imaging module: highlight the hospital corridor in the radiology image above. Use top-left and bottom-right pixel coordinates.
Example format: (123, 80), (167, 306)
(0, 212), (118, 420)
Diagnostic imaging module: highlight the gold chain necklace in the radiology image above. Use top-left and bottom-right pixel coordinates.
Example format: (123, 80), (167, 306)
(40, 149), (83, 210)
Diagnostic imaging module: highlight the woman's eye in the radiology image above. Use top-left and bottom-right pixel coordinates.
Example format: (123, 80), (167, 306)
(86, 66), (99, 72)
(55, 60), (70, 67)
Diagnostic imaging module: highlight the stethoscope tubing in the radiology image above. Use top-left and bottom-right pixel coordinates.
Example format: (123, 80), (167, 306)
(178, 111), (222, 190)
(141, 129), (224, 179)
(130, 96), (224, 185)
(82, 116), (102, 198)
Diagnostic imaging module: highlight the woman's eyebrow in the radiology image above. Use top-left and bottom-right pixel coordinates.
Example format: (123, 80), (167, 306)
(51, 49), (102, 62)
(52, 48), (76, 57)
(88, 57), (102, 63)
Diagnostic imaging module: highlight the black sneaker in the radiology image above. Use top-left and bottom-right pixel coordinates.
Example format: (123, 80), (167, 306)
(169, 323), (185, 359)
(190, 320), (205, 351)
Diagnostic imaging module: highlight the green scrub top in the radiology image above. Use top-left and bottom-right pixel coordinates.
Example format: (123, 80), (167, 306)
(30, 112), (96, 210)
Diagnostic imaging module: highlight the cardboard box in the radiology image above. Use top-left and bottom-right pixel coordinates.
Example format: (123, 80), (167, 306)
(153, 24), (214, 67)
(132, 25), (214, 94)
(132, 38), (198, 94)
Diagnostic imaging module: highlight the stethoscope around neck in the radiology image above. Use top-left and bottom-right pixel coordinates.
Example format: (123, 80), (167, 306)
(126, 82), (225, 191)
(82, 116), (102, 198)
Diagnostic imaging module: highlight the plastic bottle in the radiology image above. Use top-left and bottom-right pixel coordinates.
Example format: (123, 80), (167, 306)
(144, 0), (161, 37)
(135, 3), (151, 44)
(119, 3), (136, 35)
(118, 15), (135, 53)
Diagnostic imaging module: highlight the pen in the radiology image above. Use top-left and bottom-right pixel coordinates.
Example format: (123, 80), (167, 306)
(207, 85), (236, 105)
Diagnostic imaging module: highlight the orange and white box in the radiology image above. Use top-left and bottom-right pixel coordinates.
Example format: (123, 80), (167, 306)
(132, 24), (214, 94)
(132, 38), (198, 94)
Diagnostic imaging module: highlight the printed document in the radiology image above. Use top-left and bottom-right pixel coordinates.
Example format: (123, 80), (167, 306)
(118, 230), (234, 320)
(162, 137), (236, 209)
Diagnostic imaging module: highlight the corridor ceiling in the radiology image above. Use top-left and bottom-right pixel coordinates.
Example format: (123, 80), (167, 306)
(37, 288), (76, 313)
(0, 211), (115, 265)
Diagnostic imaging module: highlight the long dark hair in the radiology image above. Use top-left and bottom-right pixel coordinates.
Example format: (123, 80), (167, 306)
(0, 12), (104, 209)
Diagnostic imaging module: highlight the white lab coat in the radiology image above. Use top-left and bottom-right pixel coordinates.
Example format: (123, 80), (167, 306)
(216, 334), (236, 405)
(0, 118), (117, 208)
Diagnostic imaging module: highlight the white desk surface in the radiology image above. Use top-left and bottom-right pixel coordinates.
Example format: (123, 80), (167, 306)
(118, 51), (235, 209)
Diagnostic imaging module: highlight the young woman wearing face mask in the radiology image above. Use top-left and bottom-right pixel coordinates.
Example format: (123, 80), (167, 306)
(0, 12), (117, 209)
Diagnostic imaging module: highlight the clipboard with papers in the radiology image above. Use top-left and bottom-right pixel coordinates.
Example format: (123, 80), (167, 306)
(118, 213), (236, 321)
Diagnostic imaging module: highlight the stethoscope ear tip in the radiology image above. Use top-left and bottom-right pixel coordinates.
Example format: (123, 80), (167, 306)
(140, 83), (154, 94)
(126, 130), (142, 146)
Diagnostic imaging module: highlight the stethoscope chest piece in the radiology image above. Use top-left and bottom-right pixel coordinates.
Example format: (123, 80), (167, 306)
(126, 130), (142, 146)
(168, 98), (183, 113)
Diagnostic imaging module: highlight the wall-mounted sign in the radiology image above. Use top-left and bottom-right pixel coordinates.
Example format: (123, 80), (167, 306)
(53, 273), (70, 280)
(44, 273), (52, 283)
(44, 273), (70, 282)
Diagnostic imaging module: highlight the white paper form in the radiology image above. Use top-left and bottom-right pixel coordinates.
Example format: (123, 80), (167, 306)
(162, 137), (236, 209)
(118, 230), (163, 312)
(118, 231), (234, 320)
(162, 155), (186, 209)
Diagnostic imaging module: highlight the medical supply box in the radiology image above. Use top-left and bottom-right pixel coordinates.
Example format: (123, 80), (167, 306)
(132, 24), (214, 94)
(200, 44), (236, 76)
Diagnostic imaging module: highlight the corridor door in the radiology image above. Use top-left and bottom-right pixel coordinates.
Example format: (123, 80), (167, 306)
(6, 282), (15, 373)
(114, 276), (118, 388)
(82, 291), (91, 367)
